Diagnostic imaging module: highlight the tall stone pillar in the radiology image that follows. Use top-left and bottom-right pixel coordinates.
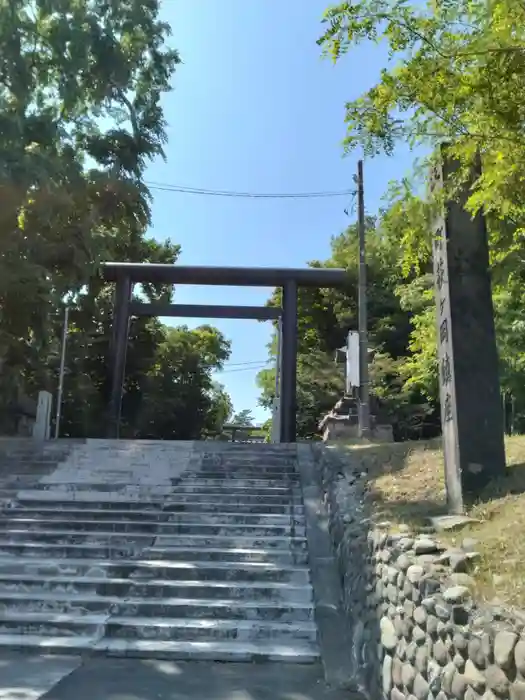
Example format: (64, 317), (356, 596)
(431, 146), (505, 513)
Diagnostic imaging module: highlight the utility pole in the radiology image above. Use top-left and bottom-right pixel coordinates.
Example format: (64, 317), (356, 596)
(357, 159), (371, 437)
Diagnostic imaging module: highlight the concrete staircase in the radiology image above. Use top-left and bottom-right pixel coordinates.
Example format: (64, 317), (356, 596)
(0, 440), (318, 662)
(0, 439), (76, 507)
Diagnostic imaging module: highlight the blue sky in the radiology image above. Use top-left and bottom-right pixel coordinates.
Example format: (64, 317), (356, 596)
(145, 0), (416, 422)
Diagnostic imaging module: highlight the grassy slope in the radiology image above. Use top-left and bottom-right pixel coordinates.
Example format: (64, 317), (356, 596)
(344, 436), (525, 609)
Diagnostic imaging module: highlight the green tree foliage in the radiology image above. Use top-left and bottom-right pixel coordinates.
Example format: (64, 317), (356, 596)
(266, 0), (525, 439)
(131, 326), (231, 440)
(231, 409), (255, 427)
(206, 383), (234, 437)
(257, 219), (440, 440)
(54, 291), (232, 439)
(0, 0), (234, 438)
(258, 350), (347, 440)
(320, 0), (525, 378)
(318, 0), (525, 270)
(0, 0), (179, 394)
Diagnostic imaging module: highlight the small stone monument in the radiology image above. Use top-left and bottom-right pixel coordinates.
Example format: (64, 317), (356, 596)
(33, 390), (52, 441)
(319, 395), (394, 443)
(320, 331), (393, 443)
(430, 146), (505, 513)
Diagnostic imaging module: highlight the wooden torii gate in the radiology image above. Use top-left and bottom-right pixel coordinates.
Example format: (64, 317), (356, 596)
(101, 263), (348, 443)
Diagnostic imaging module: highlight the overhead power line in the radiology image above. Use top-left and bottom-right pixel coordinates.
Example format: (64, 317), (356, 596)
(145, 180), (356, 200)
(218, 364), (270, 374)
(223, 360), (269, 368)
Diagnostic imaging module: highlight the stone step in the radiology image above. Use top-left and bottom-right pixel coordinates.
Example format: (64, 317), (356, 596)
(120, 580), (313, 604)
(154, 534), (308, 549)
(0, 529), (157, 544)
(114, 598), (315, 622)
(203, 455), (294, 460)
(12, 502), (304, 516)
(201, 455), (296, 462)
(0, 591), (115, 613)
(3, 509), (305, 527)
(206, 454), (296, 459)
(13, 498), (165, 511)
(0, 557), (310, 585)
(0, 530), (307, 550)
(14, 492), (303, 506)
(4, 484), (165, 495)
(167, 487), (302, 499)
(143, 546), (308, 565)
(1, 509), (167, 523)
(0, 542), (307, 564)
(0, 634), (101, 654)
(165, 501), (304, 514)
(201, 456), (296, 465)
(197, 468), (298, 477)
(0, 575), (314, 603)
(116, 598), (314, 623)
(193, 477), (300, 486)
(183, 472), (301, 486)
(198, 458), (297, 466)
(17, 483), (184, 493)
(0, 459), (70, 468)
(0, 519), (306, 537)
(0, 484), (54, 496)
(98, 638), (319, 662)
(107, 616), (317, 643)
(0, 448), (69, 456)
(0, 611), (316, 643)
(195, 470), (299, 479)
(0, 611), (107, 637)
(185, 478), (300, 489)
(14, 490), (176, 504)
(16, 485), (302, 500)
(0, 591), (315, 621)
(12, 492), (170, 505)
(0, 479), (54, 490)
(125, 561), (310, 585)
(0, 634), (318, 662)
(0, 491), (17, 502)
(23, 482), (184, 491)
(15, 474), (165, 483)
(0, 541), (141, 560)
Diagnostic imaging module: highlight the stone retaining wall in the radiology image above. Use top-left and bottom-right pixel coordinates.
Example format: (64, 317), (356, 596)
(314, 445), (525, 700)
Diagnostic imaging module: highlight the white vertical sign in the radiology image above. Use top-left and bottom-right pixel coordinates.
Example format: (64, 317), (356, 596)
(346, 331), (360, 392)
